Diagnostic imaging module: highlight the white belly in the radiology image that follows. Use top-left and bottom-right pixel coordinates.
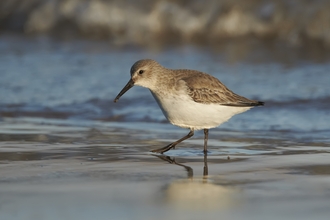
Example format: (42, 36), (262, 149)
(151, 91), (251, 130)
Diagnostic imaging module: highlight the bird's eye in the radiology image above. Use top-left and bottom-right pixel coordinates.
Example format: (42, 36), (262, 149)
(139, 70), (144, 74)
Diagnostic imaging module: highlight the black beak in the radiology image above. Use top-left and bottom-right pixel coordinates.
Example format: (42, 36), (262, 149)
(114, 79), (134, 103)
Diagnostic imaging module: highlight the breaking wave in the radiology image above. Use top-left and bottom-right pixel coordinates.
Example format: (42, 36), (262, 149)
(1, 0), (330, 48)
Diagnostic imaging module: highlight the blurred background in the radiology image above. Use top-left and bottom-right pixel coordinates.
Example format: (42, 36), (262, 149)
(2, 0), (330, 58)
(1, 1), (330, 220)
(2, 0), (330, 48)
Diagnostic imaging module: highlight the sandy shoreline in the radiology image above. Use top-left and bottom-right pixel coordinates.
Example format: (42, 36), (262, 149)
(0, 118), (329, 220)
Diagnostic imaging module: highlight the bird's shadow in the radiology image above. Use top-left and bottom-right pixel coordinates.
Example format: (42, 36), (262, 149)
(152, 153), (209, 178)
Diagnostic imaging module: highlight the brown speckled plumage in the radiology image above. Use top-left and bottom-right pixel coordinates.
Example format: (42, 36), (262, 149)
(128, 59), (263, 106)
(171, 69), (263, 107)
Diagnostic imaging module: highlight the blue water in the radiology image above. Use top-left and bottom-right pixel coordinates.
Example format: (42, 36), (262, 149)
(0, 35), (329, 138)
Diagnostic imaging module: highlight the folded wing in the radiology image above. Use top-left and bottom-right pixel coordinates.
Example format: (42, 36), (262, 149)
(178, 70), (264, 107)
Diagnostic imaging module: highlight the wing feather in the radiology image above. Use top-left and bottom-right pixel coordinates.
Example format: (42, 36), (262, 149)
(175, 69), (263, 107)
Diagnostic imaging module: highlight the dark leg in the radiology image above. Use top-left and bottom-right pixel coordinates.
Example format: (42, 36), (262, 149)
(203, 129), (209, 154)
(150, 129), (194, 154)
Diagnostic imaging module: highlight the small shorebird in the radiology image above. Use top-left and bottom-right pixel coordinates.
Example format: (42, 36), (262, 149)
(114, 59), (264, 154)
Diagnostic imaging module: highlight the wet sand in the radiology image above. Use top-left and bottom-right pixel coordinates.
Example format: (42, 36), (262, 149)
(1, 118), (329, 220)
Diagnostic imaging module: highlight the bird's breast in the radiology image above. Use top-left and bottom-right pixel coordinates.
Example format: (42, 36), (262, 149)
(150, 90), (251, 130)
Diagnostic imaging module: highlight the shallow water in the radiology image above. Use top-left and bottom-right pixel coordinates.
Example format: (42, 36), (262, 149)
(0, 35), (330, 220)
(0, 120), (330, 220)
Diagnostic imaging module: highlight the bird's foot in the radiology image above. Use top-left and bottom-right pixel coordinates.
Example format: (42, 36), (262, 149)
(150, 143), (175, 154)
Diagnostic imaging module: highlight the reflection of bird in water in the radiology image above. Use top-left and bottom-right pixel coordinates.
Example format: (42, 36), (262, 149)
(154, 154), (194, 178)
(153, 154), (240, 210)
(153, 153), (208, 178)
